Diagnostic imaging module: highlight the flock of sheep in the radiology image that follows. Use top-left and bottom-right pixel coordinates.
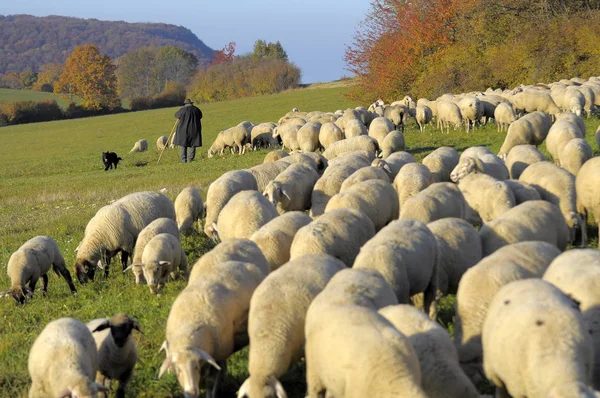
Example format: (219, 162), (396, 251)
(3, 74), (600, 398)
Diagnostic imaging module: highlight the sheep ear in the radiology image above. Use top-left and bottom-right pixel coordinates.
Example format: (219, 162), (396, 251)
(268, 376), (288, 398)
(211, 222), (218, 233)
(190, 347), (221, 370)
(159, 261), (171, 267)
(131, 318), (144, 334)
(159, 340), (168, 354)
(237, 378), (250, 398)
(56, 389), (72, 398)
(123, 263), (141, 273)
(96, 260), (104, 270)
(281, 189), (291, 201)
(158, 355), (172, 379)
(91, 319), (111, 333)
(383, 163), (392, 174)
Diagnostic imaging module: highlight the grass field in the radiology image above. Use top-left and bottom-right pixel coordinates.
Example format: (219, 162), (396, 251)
(0, 88), (78, 109)
(0, 84), (599, 397)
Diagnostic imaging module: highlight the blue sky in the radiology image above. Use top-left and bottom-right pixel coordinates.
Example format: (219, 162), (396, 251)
(1, 0), (372, 83)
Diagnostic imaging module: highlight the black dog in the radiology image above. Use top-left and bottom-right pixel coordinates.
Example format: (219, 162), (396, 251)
(102, 151), (122, 170)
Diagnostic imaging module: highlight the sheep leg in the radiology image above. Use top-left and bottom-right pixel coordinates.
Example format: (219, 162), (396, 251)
(121, 251), (130, 271)
(204, 361), (226, 398)
(41, 274), (48, 296)
(116, 369), (132, 398)
(27, 277), (38, 298)
(53, 262), (77, 294)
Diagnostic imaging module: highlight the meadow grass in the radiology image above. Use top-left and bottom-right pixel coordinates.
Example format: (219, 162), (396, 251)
(0, 88), (78, 109)
(0, 85), (599, 397)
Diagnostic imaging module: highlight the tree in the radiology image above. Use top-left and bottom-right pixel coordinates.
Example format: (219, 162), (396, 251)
(252, 40), (288, 60)
(212, 42), (236, 65)
(155, 46), (198, 91)
(19, 69), (38, 89)
(55, 44), (121, 110)
(33, 63), (62, 92)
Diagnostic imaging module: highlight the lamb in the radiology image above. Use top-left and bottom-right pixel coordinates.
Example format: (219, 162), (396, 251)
(214, 191), (279, 242)
(129, 218), (179, 284)
(263, 150), (288, 163)
(415, 105), (433, 132)
(339, 166), (390, 191)
(497, 111), (553, 159)
(450, 154), (509, 182)
(247, 161), (290, 192)
(457, 173), (516, 225)
(394, 162), (433, 207)
(559, 138), (593, 175)
(188, 239), (270, 284)
(519, 161), (585, 245)
(159, 261), (265, 398)
(204, 170), (258, 241)
(1, 236), (76, 304)
(546, 116), (585, 163)
(482, 279), (596, 398)
(272, 123), (301, 152)
(353, 219), (438, 317)
(129, 139), (148, 153)
(249, 212), (313, 272)
(263, 163), (319, 214)
(325, 179), (399, 231)
(510, 90), (561, 115)
(493, 102), (517, 132)
(458, 97), (483, 132)
(238, 254), (346, 398)
(28, 317), (108, 398)
(290, 208), (376, 266)
(75, 191), (176, 284)
(503, 180), (542, 204)
(321, 135), (378, 160)
(156, 136), (168, 151)
(436, 100), (463, 133)
(368, 116), (395, 146)
(251, 122), (278, 150)
(372, 150), (415, 179)
(505, 144), (547, 179)
(400, 182), (468, 224)
(379, 305), (479, 398)
(576, 157), (600, 248)
(208, 126), (249, 157)
(422, 147), (459, 182)
(297, 121), (322, 152)
(174, 187), (204, 235)
(318, 122), (344, 149)
(87, 314), (143, 398)
(379, 130), (405, 159)
(454, 241), (562, 384)
(427, 218), (482, 296)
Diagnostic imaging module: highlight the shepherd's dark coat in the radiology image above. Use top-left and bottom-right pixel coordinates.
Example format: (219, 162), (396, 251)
(174, 104), (203, 147)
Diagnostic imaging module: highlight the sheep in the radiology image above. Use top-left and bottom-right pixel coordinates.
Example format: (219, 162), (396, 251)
(296, 121), (322, 152)
(394, 162), (433, 207)
(129, 218), (180, 285)
(251, 123), (278, 150)
(415, 105), (433, 132)
(427, 218), (482, 296)
(129, 139), (148, 153)
(263, 150), (288, 163)
(482, 279), (596, 398)
(450, 154), (509, 182)
(159, 261), (265, 398)
(263, 163), (319, 214)
(546, 116), (585, 163)
(436, 100), (463, 133)
(343, 118), (368, 138)
(372, 150), (415, 179)
(519, 161), (585, 245)
(156, 136), (168, 151)
(400, 182), (468, 224)
(503, 180), (542, 204)
(505, 144), (547, 179)
(272, 124), (301, 152)
(0, 236), (77, 304)
(497, 111), (553, 159)
(543, 249), (600, 388)
(174, 187), (203, 236)
(318, 122), (344, 149)
(422, 147), (459, 182)
(454, 241), (562, 384)
(576, 157), (600, 248)
(368, 116), (395, 146)
(457, 173), (516, 225)
(459, 97), (483, 132)
(575, 85), (597, 117)
(208, 126), (249, 157)
(378, 130), (406, 159)
(214, 191), (279, 242)
(417, 98), (439, 118)
(564, 87), (586, 117)
(247, 161), (290, 193)
(325, 179), (399, 231)
(28, 317), (107, 398)
(280, 153), (320, 173)
(384, 104), (411, 132)
(204, 170), (258, 241)
(238, 254), (346, 398)
(379, 305), (479, 398)
(321, 135), (378, 160)
(87, 314), (143, 398)
(339, 166), (390, 191)
(479, 201), (570, 255)
(459, 145), (492, 160)
(290, 208), (375, 266)
(559, 138), (593, 175)
(75, 191), (175, 284)
(188, 239), (270, 284)
(493, 102), (517, 132)
(510, 90), (561, 115)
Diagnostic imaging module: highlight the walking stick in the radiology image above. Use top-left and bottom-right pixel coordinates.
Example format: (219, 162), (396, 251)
(156, 119), (178, 165)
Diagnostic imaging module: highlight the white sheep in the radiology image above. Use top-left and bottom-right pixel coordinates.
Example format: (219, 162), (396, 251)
(339, 166), (390, 191)
(204, 170), (258, 241)
(436, 100), (463, 133)
(297, 121), (322, 152)
(343, 118), (368, 138)
(546, 116), (585, 163)
(394, 162), (433, 207)
(415, 105), (433, 132)
(454, 241), (562, 384)
(28, 317), (108, 398)
(318, 122), (344, 149)
(214, 191), (278, 242)
(372, 150), (415, 179)
(379, 305), (479, 398)
(459, 97), (483, 132)
(510, 90), (561, 115)
(290, 208), (375, 266)
(1, 236), (77, 303)
(159, 261), (265, 398)
(379, 130), (406, 159)
(251, 122), (278, 150)
(505, 144), (547, 179)
(417, 98), (439, 118)
(285, 152), (326, 173)
(384, 104), (411, 132)
(457, 173), (516, 225)
(368, 116), (395, 146)
(156, 136), (168, 151)
(263, 150), (289, 163)
(174, 187), (204, 235)
(247, 161), (290, 193)
(483, 279), (596, 397)
(503, 180), (542, 204)
(129, 218), (179, 284)
(87, 314), (143, 398)
(272, 124), (301, 152)
(208, 125), (250, 157)
(576, 157), (600, 248)
(321, 135), (378, 160)
(493, 102), (517, 132)
(238, 254), (345, 398)
(497, 111), (553, 159)
(262, 163), (319, 214)
(564, 87), (586, 116)
(450, 154), (509, 182)
(129, 139), (148, 153)
(559, 138), (593, 175)
(422, 147), (459, 182)
(400, 182), (468, 224)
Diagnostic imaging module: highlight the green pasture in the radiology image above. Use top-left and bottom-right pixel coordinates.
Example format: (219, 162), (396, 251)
(0, 84), (598, 397)
(0, 88), (78, 109)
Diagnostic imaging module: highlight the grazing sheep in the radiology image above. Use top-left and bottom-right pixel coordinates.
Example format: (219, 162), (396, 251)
(156, 136), (168, 151)
(129, 139), (148, 153)
(238, 254), (345, 398)
(503, 180), (542, 204)
(159, 261), (265, 398)
(87, 314), (143, 398)
(415, 105), (433, 132)
(493, 102), (517, 132)
(251, 123), (278, 150)
(379, 130), (406, 159)
(318, 122), (344, 149)
(400, 182), (468, 224)
(297, 121), (322, 152)
(174, 187), (204, 235)
(417, 98), (439, 118)
(129, 218), (179, 284)
(204, 170), (258, 241)
(28, 317), (107, 398)
(279, 153), (319, 173)
(290, 208), (375, 266)
(368, 117), (395, 146)
(272, 124), (301, 152)
(436, 100), (463, 133)
(450, 154), (509, 182)
(343, 118), (368, 138)
(215, 191), (278, 242)
(1, 236), (76, 304)
(564, 87), (586, 116)
(263, 163), (319, 214)
(372, 150), (415, 179)
(384, 104), (411, 132)
(497, 111), (553, 159)
(479, 201), (570, 255)
(339, 166), (390, 192)
(394, 162), (433, 207)
(576, 157), (600, 248)
(559, 138), (593, 175)
(511, 90), (561, 115)
(263, 150), (288, 163)
(459, 97), (484, 132)
(457, 173), (516, 225)
(247, 161), (290, 193)
(321, 135), (378, 160)
(546, 117), (585, 163)
(455, 242), (562, 383)
(505, 144), (547, 179)
(379, 305), (479, 398)
(427, 218), (482, 296)
(483, 279), (595, 398)
(188, 239), (270, 284)
(75, 191), (176, 284)
(422, 147), (460, 182)
(208, 126), (249, 157)
(325, 179), (399, 231)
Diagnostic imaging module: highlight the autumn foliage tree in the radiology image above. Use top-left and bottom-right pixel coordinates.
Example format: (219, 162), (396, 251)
(212, 42), (236, 65)
(55, 44), (121, 110)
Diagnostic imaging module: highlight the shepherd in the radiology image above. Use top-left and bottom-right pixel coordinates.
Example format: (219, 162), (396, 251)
(174, 98), (203, 163)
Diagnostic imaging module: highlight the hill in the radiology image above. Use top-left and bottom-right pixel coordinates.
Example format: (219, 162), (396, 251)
(0, 14), (215, 76)
(0, 88), (78, 108)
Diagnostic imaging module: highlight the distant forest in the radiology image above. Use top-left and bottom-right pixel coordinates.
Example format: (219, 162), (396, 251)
(0, 14), (215, 76)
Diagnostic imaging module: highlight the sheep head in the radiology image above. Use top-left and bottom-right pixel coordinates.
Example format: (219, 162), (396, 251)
(141, 261), (171, 295)
(263, 181), (286, 207)
(91, 313), (143, 347)
(237, 375), (288, 398)
(74, 258), (98, 284)
(450, 157), (478, 182)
